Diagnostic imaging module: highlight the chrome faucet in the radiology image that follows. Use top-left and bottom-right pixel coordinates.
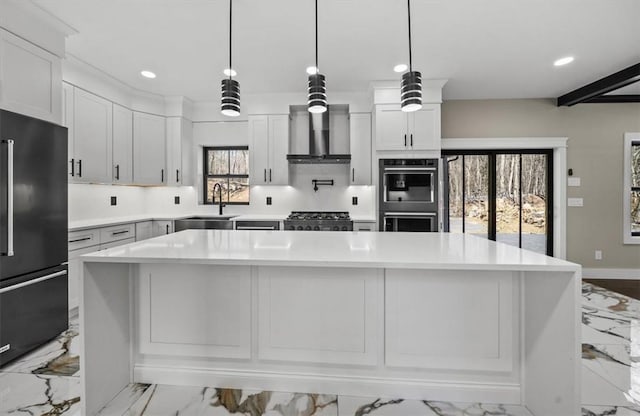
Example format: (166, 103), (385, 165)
(212, 182), (225, 215)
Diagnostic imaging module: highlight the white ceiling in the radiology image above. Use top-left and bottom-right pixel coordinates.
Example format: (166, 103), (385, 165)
(33, 0), (640, 102)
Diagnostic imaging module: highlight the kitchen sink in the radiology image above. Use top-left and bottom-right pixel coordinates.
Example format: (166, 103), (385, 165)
(174, 216), (235, 232)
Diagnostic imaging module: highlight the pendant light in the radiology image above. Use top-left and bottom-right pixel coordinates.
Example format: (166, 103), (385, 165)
(401, 0), (422, 112)
(308, 0), (327, 113)
(221, 0), (240, 117)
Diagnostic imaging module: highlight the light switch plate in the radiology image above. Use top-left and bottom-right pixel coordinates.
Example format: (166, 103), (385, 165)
(568, 198), (583, 207)
(568, 177), (581, 187)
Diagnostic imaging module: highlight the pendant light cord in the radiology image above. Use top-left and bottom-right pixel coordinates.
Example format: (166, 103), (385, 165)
(407, 0), (412, 71)
(315, 0), (318, 70)
(229, 0), (232, 80)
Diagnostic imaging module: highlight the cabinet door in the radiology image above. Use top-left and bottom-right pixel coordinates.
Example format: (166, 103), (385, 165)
(409, 104), (440, 151)
(113, 104), (133, 183)
(152, 220), (174, 237)
(135, 221), (154, 241)
(180, 119), (194, 186)
(73, 88), (113, 183)
(62, 82), (75, 180)
(133, 112), (166, 185)
(349, 113), (372, 185)
(268, 115), (289, 185)
(166, 117), (182, 186)
(0, 29), (62, 124)
(375, 104), (407, 151)
(249, 115), (269, 185)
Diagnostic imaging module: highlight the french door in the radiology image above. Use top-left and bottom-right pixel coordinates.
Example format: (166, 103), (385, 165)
(442, 150), (553, 256)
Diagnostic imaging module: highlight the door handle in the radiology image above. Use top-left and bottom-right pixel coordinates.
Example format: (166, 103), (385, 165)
(161, 169), (164, 183)
(165, 224), (170, 234)
(264, 169), (266, 182)
(176, 169), (179, 183)
(352, 168), (355, 182)
(404, 134), (407, 146)
(410, 134), (413, 146)
(69, 236), (91, 243)
(70, 158), (75, 177)
(269, 168), (272, 182)
(115, 164), (120, 180)
(77, 159), (82, 177)
(0, 270), (67, 294)
(2, 139), (14, 256)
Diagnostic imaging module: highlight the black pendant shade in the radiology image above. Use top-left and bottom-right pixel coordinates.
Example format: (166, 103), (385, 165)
(308, 0), (327, 113)
(221, 0), (240, 117)
(221, 78), (240, 117)
(401, 70), (422, 112)
(401, 0), (422, 112)
(308, 73), (327, 113)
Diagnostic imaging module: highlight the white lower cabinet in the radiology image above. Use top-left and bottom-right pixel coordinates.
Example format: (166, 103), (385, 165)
(152, 220), (174, 237)
(135, 221), (154, 241)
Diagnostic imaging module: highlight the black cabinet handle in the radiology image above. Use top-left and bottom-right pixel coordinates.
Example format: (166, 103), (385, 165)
(70, 158), (75, 177)
(404, 134), (407, 146)
(112, 230), (128, 236)
(77, 159), (82, 177)
(264, 169), (266, 182)
(69, 236), (91, 243)
(269, 168), (272, 182)
(352, 168), (355, 182)
(176, 169), (179, 183)
(115, 164), (120, 180)
(161, 169), (164, 183)
(410, 134), (413, 146)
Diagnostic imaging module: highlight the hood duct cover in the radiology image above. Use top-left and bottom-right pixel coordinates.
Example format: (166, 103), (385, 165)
(287, 107), (351, 164)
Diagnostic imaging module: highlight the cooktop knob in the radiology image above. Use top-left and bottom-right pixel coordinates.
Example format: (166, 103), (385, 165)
(313, 225), (320, 231)
(332, 226), (339, 231)
(297, 226), (303, 230)
(305, 225), (312, 230)
(341, 226), (348, 231)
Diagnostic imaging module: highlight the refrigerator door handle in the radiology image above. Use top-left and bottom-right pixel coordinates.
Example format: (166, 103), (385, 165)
(0, 270), (67, 294)
(2, 139), (14, 256)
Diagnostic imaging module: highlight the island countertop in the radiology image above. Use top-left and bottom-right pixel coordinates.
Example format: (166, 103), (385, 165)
(81, 229), (580, 272)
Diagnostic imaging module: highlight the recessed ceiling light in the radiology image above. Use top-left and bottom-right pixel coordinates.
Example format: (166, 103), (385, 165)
(140, 70), (156, 79)
(554, 56), (574, 67)
(306, 66), (318, 75)
(394, 64), (408, 73)
(223, 68), (237, 77)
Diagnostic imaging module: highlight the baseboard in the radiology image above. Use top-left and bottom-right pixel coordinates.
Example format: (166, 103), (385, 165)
(133, 364), (521, 404)
(583, 268), (640, 280)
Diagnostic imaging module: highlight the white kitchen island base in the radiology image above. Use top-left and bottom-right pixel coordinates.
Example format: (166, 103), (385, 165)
(80, 230), (581, 416)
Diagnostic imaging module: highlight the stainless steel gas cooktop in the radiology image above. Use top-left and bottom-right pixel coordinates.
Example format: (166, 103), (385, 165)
(284, 211), (353, 231)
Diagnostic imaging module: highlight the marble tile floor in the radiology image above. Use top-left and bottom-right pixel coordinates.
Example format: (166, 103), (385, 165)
(1, 283), (640, 415)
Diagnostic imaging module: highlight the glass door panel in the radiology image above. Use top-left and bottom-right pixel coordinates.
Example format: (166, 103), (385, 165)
(521, 154), (548, 254)
(495, 154), (521, 248)
(464, 155), (489, 238)
(446, 156), (463, 233)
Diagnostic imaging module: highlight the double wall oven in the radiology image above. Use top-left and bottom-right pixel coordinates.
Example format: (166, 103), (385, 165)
(379, 159), (439, 232)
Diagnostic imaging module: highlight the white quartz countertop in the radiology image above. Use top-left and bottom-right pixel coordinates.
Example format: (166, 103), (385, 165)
(81, 229), (580, 272)
(69, 213), (289, 231)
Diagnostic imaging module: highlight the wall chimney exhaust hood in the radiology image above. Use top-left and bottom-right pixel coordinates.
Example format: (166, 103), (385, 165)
(287, 106), (351, 164)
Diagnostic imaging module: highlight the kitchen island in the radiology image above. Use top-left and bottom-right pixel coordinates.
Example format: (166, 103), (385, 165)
(79, 230), (581, 416)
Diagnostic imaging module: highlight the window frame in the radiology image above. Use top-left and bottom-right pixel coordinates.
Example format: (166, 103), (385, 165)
(202, 146), (250, 205)
(623, 133), (640, 244)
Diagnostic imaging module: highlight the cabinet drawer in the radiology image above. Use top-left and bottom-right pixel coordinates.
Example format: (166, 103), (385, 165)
(100, 223), (136, 244)
(100, 237), (136, 251)
(68, 229), (100, 251)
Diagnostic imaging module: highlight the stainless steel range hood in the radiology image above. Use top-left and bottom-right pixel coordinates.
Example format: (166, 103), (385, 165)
(287, 107), (351, 164)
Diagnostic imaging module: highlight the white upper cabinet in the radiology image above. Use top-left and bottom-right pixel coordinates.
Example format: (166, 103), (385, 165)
(73, 88), (113, 183)
(349, 113), (372, 185)
(375, 103), (440, 152)
(0, 28), (62, 124)
(166, 117), (193, 187)
(133, 112), (166, 185)
(249, 114), (289, 185)
(62, 82), (75, 180)
(112, 104), (133, 183)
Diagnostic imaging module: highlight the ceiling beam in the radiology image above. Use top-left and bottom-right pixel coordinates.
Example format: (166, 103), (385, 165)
(556, 63), (640, 106)
(584, 94), (640, 104)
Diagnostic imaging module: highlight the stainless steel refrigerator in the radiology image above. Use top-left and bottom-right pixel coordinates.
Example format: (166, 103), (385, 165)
(0, 109), (68, 367)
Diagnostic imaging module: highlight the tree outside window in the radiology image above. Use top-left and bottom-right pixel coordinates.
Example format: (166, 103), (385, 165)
(203, 147), (249, 205)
